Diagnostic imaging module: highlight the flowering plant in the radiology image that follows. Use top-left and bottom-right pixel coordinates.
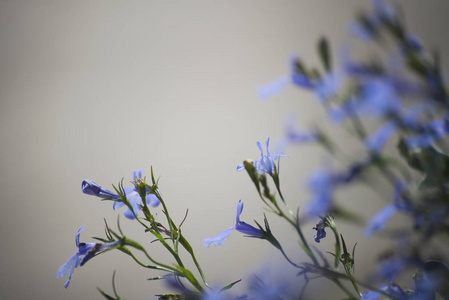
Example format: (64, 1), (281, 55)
(57, 1), (449, 299)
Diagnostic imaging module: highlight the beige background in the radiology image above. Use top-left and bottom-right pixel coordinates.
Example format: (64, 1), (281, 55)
(1, 1), (448, 299)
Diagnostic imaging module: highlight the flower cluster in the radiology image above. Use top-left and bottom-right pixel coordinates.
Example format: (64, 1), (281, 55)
(57, 1), (449, 299)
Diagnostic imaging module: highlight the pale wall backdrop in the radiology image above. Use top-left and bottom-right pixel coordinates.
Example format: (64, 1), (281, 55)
(1, 1), (448, 299)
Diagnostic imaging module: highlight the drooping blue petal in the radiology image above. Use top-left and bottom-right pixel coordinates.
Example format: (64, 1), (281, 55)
(365, 204), (397, 237)
(81, 180), (120, 200)
(146, 193), (160, 207)
(56, 253), (78, 280)
(202, 227), (234, 248)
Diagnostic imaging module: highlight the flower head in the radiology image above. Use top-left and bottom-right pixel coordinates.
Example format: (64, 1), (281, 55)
(307, 168), (343, 217)
(83, 169), (161, 220)
(203, 200), (264, 248)
(56, 226), (119, 288)
(312, 219), (327, 243)
(237, 138), (288, 175)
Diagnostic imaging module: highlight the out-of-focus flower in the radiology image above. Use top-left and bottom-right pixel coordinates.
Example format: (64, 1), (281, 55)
(406, 118), (449, 149)
(307, 168), (343, 217)
(365, 121), (397, 153)
(56, 226), (119, 288)
(203, 200), (264, 248)
(81, 179), (120, 200)
(365, 180), (410, 237)
(330, 77), (401, 122)
(312, 219), (327, 243)
(256, 76), (290, 101)
(236, 138), (288, 175)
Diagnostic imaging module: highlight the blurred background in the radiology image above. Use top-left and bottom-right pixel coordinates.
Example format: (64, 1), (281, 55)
(1, 1), (449, 299)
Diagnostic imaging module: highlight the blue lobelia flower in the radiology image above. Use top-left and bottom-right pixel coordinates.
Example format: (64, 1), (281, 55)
(83, 169), (160, 220)
(203, 200), (264, 248)
(56, 226), (119, 288)
(236, 138), (288, 175)
(112, 169), (160, 219)
(312, 219), (327, 243)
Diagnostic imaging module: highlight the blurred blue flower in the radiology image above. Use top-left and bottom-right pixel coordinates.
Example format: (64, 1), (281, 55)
(330, 77), (401, 122)
(81, 179), (120, 200)
(364, 121), (397, 153)
(307, 168), (342, 217)
(56, 226), (119, 288)
(203, 200), (264, 248)
(312, 219), (327, 243)
(406, 118), (449, 149)
(365, 180), (409, 237)
(236, 138), (288, 175)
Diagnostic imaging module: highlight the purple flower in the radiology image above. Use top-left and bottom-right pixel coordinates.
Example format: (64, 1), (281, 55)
(312, 220), (327, 243)
(81, 179), (120, 200)
(203, 200), (264, 248)
(56, 226), (119, 288)
(237, 138), (288, 175)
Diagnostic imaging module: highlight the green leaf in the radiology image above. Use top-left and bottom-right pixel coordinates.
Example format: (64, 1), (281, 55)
(220, 279), (242, 291)
(317, 36), (332, 71)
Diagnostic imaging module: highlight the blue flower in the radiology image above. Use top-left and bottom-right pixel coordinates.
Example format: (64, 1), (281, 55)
(56, 226), (119, 288)
(312, 220), (327, 243)
(81, 179), (120, 200)
(365, 180), (409, 237)
(330, 77), (401, 122)
(405, 118), (449, 149)
(364, 121), (397, 153)
(203, 200), (264, 248)
(236, 138), (288, 175)
(83, 169), (160, 220)
(307, 168), (342, 217)
(256, 76), (290, 101)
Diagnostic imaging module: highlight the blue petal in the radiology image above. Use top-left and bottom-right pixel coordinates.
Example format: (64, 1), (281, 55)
(146, 194), (160, 207)
(75, 226), (85, 247)
(256, 76), (289, 101)
(236, 163), (245, 171)
(365, 204), (397, 237)
(133, 169), (145, 181)
(364, 121), (397, 153)
(360, 290), (381, 300)
(202, 227), (235, 248)
(56, 253), (78, 279)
